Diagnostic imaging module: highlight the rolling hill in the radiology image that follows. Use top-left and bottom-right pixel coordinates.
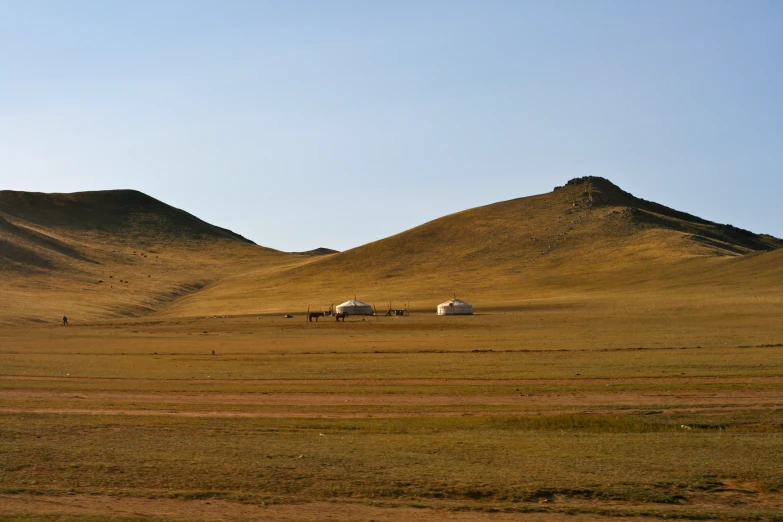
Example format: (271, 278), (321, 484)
(159, 176), (782, 316)
(2, 178), (781, 322)
(0, 190), (298, 324)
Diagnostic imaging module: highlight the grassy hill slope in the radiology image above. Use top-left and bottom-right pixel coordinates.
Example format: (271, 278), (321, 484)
(0, 190), (300, 324)
(0, 189), (256, 244)
(3, 179), (780, 322)
(160, 177), (782, 316)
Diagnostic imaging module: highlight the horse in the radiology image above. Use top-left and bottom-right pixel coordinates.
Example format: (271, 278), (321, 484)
(308, 312), (324, 322)
(335, 312), (348, 322)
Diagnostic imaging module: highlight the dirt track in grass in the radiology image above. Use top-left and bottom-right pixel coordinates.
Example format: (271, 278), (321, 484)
(2, 493), (779, 522)
(1, 387), (782, 407)
(1, 386), (780, 420)
(3, 375), (783, 385)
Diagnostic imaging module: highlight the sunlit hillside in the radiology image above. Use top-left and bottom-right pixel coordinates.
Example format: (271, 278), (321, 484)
(160, 177), (782, 316)
(2, 178), (781, 323)
(0, 189), (302, 324)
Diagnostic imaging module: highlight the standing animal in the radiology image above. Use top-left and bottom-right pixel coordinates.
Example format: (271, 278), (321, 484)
(308, 312), (324, 322)
(335, 312), (348, 322)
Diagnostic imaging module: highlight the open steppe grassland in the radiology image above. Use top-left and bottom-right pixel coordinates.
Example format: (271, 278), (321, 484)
(2, 298), (783, 522)
(2, 180), (783, 520)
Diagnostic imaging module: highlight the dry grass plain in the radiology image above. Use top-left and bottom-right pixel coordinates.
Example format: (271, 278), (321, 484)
(2, 299), (783, 522)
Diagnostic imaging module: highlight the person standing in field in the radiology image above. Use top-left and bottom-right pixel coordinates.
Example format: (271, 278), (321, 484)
(62, 315), (68, 326)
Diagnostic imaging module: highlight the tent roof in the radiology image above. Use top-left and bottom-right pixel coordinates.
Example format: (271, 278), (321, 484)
(438, 299), (472, 306)
(337, 299), (371, 307)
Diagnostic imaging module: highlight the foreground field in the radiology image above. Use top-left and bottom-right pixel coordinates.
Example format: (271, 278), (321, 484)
(1, 304), (782, 521)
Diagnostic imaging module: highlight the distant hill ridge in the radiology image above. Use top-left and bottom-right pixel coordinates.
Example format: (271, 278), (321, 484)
(1, 189), (289, 323)
(3, 180), (778, 256)
(556, 176), (780, 252)
(322, 175), (781, 269)
(0, 189), (255, 244)
(228, 175), (782, 309)
(295, 247), (339, 256)
(2, 179), (781, 322)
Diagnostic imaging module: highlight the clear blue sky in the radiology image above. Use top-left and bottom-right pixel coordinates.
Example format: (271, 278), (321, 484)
(1, 1), (781, 251)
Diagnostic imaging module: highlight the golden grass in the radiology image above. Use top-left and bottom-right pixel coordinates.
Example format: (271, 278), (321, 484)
(2, 414), (783, 505)
(2, 181), (783, 520)
(1, 308), (782, 520)
(4, 179), (782, 323)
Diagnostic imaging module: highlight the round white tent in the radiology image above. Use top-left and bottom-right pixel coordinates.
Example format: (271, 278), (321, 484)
(437, 298), (473, 315)
(336, 299), (374, 316)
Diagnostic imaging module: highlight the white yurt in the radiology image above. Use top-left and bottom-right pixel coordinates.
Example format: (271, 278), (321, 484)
(335, 298), (374, 316)
(437, 298), (473, 315)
